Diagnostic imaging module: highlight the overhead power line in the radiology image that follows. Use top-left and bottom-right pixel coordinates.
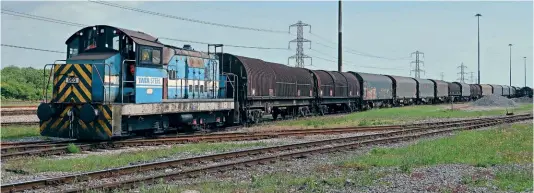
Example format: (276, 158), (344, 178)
(159, 37), (288, 50)
(2, 10), (288, 51)
(2, 44), (66, 53)
(309, 32), (410, 61)
(89, 0), (287, 34)
(310, 49), (404, 71)
(1, 9), (85, 27)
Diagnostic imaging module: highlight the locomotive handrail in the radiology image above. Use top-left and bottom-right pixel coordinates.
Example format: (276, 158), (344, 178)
(121, 60), (136, 103)
(91, 62), (112, 105)
(42, 60), (67, 102)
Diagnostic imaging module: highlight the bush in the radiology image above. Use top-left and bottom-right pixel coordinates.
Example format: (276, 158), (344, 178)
(0, 65), (52, 100)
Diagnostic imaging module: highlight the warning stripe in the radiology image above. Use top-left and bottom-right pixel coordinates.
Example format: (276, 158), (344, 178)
(40, 104), (113, 140)
(52, 64), (92, 103)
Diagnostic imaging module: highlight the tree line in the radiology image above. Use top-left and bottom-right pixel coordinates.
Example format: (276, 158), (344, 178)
(1, 65), (52, 101)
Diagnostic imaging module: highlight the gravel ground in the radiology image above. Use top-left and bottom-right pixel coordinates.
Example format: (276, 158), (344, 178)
(472, 95), (518, 108)
(1, 115), (39, 123)
(120, 120), (532, 193)
(512, 97), (533, 104)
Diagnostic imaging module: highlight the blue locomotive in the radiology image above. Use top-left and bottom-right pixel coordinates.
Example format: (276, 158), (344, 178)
(37, 25), (235, 140)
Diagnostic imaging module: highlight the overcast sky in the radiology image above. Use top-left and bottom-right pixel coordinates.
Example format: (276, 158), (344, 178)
(1, 1), (532, 87)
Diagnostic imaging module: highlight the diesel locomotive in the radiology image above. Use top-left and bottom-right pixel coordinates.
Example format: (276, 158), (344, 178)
(37, 25), (532, 141)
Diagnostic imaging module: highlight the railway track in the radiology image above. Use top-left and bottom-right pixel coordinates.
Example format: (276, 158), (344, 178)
(1, 114), (530, 193)
(1, 114), (531, 160)
(0, 122), (39, 127)
(1, 109), (36, 116)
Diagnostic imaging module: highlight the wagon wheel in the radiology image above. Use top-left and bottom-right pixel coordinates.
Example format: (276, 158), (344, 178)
(272, 112), (278, 120)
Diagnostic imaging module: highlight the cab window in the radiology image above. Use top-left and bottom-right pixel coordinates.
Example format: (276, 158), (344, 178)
(67, 37), (80, 58)
(138, 46), (162, 65)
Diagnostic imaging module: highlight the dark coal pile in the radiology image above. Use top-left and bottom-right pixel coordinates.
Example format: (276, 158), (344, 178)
(512, 97), (533, 104)
(472, 94), (518, 107)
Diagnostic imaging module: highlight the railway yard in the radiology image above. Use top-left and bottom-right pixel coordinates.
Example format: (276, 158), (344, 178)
(1, 96), (532, 193)
(1, 1), (533, 192)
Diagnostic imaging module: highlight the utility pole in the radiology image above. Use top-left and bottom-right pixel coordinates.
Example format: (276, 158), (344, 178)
(338, 0), (342, 72)
(509, 44), (512, 86)
(410, 51), (425, 78)
(469, 72), (475, 83)
(475, 13), (482, 84)
(457, 62), (468, 83)
(524, 57), (527, 87)
(288, 21), (312, 68)
(440, 72), (444, 81)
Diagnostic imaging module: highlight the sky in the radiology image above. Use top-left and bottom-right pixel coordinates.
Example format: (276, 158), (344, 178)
(1, 1), (532, 87)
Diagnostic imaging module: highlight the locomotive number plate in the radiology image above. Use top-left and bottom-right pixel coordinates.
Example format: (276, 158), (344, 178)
(66, 76), (79, 84)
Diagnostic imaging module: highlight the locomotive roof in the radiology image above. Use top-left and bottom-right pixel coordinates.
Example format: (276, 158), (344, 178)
(65, 25), (215, 59)
(65, 25), (164, 48)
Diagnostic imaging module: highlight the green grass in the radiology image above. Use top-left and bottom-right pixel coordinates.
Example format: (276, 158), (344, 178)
(66, 143), (81, 153)
(340, 123), (532, 169)
(1, 125), (40, 139)
(4, 142), (269, 173)
(1, 100), (40, 107)
(277, 104), (533, 128)
(126, 170), (387, 193)
(494, 168), (533, 192)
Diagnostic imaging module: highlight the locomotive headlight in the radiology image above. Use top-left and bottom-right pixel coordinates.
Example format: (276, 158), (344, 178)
(37, 103), (55, 121)
(80, 104), (100, 123)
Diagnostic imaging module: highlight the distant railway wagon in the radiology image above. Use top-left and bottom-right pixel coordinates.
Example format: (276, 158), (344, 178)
(413, 78), (435, 104)
(429, 79), (449, 103)
(510, 86), (517, 97)
(502, 85), (511, 96)
(310, 70), (360, 114)
(518, 87), (533, 98)
(469, 84), (482, 99)
(349, 72), (393, 109)
(449, 82), (470, 101)
(480, 84), (493, 96)
(491, 85), (503, 96)
(36, 25), (524, 141)
(385, 75), (417, 106)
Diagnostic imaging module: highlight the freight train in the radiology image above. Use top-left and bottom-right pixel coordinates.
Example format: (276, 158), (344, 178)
(36, 25), (533, 140)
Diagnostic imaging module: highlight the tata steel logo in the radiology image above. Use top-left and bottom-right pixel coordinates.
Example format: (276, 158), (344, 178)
(136, 76), (162, 85)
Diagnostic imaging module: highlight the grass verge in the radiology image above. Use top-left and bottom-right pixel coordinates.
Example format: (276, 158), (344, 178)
(1, 125), (40, 139)
(277, 104), (533, 128)
(4, 142), (270, 173)
(340, 123), (532, 168)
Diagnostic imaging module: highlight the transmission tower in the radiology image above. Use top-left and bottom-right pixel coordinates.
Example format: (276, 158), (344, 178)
(469, 72), (475, 83)
(288, 21), (312, 68)
(457, 62), (468, 83)
(410, 51), (425, 78)
(440, 72), (444, 81)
